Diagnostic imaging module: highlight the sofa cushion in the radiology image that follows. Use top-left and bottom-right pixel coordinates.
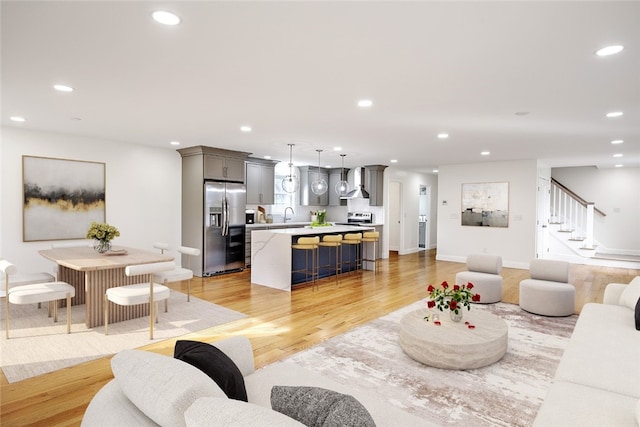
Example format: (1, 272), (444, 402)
(244, 361), (432, 426)
(271, 385), (375, 427)
(529, 259), (569, 283)
(466, 254), (502, 274)
(184, 397), (304, 427)
(533, 381), (638, 427)
(620, 276), (640, 310)
(174, 340), (248, 401)
(636, 298), (640, 331)
(111, 349), (226, 427)
(80, 380), (158, 427)
(554, 303), (640, 398)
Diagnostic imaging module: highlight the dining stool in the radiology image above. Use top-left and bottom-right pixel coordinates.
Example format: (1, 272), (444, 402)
(361, 231), (380, 274)
(152, 244), (200, 302)
(341, 233), (363, 274)
(1, 260), (75, 339)
(104, 261), (174, 340)
(291, 236), (320, 290)
(318, 234), (343, 285)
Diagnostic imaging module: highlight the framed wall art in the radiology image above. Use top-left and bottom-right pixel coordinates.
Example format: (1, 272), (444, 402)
(23, 155), (106, 241)
(461, 181), (509, 227)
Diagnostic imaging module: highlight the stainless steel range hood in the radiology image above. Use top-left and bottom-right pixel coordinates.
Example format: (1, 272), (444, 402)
(345, 167), (369, 199)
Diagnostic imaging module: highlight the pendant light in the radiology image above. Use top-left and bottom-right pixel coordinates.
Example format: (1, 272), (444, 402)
(281, 144), (299, 193)
(335, 154), (350, 197)
(311, 149), (327, 195)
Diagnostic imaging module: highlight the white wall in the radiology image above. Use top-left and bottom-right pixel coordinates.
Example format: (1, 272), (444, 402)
(436, 160), (538, 268)
(551, 166), (640, 252)
(385, 167), (438, 255)
(1, 127), (182, 273)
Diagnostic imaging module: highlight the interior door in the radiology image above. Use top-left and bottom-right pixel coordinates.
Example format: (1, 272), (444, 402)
(389, 181), (401, 251)
(536, 177), (551, 259)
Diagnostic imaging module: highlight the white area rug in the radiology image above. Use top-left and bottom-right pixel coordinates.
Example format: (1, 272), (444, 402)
(0, 291), (247, 383)
(283, 301), (578, 427)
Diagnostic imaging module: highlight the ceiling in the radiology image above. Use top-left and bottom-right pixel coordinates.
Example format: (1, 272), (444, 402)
(2, 1), (639, 172)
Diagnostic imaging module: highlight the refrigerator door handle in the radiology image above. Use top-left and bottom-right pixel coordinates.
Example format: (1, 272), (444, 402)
(222, 197), (229, 236)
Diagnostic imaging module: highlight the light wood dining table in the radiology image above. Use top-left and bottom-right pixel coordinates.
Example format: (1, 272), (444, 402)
(39, 245), (173, 328)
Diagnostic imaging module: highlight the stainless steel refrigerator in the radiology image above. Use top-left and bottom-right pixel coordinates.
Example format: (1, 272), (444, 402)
(204, 181), (246, 276)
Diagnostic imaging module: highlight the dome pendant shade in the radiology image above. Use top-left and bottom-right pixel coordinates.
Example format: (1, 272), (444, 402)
(282, 144), (299, 194)
(335, 153), (350, 197)
(311, 149), (327, 195)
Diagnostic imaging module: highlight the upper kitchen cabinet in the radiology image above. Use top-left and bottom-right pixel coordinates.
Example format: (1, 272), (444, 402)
(328, 167), (349, 206)
(179, 146), (250, 183)
(365, 165), (387, 206)
(246, 158), (277, 205)
(299, 166), (329, 206)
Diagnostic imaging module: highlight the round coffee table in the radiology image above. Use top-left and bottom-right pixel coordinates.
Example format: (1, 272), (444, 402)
(399, 308), (508, 370)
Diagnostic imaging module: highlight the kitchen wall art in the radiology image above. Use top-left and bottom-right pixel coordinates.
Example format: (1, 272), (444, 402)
(23, 155), (106, 241)
(461, 181), (509, 227)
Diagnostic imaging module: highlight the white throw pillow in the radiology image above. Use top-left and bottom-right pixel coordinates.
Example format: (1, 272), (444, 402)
(184, 397), (305, 427)
(619, 276), (640, 309)
(111, 349), (226, 427)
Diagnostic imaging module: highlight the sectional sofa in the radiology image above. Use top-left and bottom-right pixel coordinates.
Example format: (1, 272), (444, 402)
(81, 335), (430, 426)
(533, 276), (640, 426)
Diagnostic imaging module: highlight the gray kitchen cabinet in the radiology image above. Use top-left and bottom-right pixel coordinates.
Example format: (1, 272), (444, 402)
(246, 159), (276, 205)
(299, 166), (329, 206)
(365, 165), (387, 207)
(204, 154), (245, 182)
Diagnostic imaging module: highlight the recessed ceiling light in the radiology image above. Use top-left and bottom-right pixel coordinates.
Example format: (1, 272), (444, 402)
(240, 126), (252, 132)
(437, 133), (449, 139)
(333, 147), (342, 151)
(613, 153), (623, 158)
(152, 10), (181, 26)
(263, 155), (271, 160)
(325, 164), (332, 168)
(481, 151), (490, 156)
(54, 84), (74, 92)
(615, 164), (623, 168)
(432, 169), (439, 173)
(10, 116), (26, 122)
(390, 159), (398, 163)
(357, 99), (373, 108)
(606, 111), (623, 118)
(170, 141), (180, 146)
(595, 45), (624, 57)
(611, 140), (624, 144)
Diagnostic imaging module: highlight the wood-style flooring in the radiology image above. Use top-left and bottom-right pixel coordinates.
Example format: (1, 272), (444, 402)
(1, 251), (637, 426)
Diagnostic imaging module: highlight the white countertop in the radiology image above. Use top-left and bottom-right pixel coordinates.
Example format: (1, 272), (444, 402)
(247, 222), (384, 229)
(262, 225), (374, 236)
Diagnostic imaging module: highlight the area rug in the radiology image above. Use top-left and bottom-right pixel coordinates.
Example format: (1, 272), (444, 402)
(0, 291), (247, 383)
(282, 301), (578, 427)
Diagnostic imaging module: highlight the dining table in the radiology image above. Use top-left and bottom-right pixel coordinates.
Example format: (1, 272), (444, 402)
(39, 245), (174, 328)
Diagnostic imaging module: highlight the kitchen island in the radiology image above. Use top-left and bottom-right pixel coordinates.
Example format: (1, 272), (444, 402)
(250, 225), (374, 291)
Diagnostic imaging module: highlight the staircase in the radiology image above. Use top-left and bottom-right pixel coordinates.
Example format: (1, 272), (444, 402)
(548, 178), (604, 258)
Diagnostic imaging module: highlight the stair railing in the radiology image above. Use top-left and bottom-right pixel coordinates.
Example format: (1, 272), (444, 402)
(550, 178), (605, 249)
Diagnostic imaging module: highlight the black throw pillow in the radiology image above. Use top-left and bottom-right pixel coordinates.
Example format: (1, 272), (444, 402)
(635, 297), (640, 331)
(174, 340), (248, 402)
(271, 385), (376, 427)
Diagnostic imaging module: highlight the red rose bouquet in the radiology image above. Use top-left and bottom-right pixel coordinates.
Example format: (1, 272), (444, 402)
(427, 281), (481, 315)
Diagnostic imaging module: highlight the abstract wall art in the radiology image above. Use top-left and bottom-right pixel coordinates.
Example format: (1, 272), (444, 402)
(23, 156), (106, 241)
(461, 181), (509, 227)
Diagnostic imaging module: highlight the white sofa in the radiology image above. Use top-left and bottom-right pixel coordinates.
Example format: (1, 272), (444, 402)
(82, 336), (431, 427)
(533, 276), (640, 426)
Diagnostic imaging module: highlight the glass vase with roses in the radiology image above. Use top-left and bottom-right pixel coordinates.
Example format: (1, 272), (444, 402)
(426, 281), (481, 322)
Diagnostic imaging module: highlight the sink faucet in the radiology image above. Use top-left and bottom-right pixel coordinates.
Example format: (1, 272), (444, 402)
(284, 207), (294, 223)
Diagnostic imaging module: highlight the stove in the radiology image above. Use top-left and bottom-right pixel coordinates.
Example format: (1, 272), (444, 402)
(335, 212), (373, 226)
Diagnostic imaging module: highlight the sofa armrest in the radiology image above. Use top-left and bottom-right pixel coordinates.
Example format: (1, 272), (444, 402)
(211, 336), (256, 376)
(602, 283), (626, 305)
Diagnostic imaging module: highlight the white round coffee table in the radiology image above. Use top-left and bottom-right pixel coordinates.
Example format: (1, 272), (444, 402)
(399, 308), (508, 370)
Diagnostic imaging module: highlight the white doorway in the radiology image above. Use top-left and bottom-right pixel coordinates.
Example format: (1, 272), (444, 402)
(419, 185), (430, 249)
(536, 177), (550, 259)
(389, 181), (402, 251)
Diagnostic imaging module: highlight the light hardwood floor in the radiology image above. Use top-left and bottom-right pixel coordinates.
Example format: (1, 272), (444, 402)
(1, 251), (637, 426)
